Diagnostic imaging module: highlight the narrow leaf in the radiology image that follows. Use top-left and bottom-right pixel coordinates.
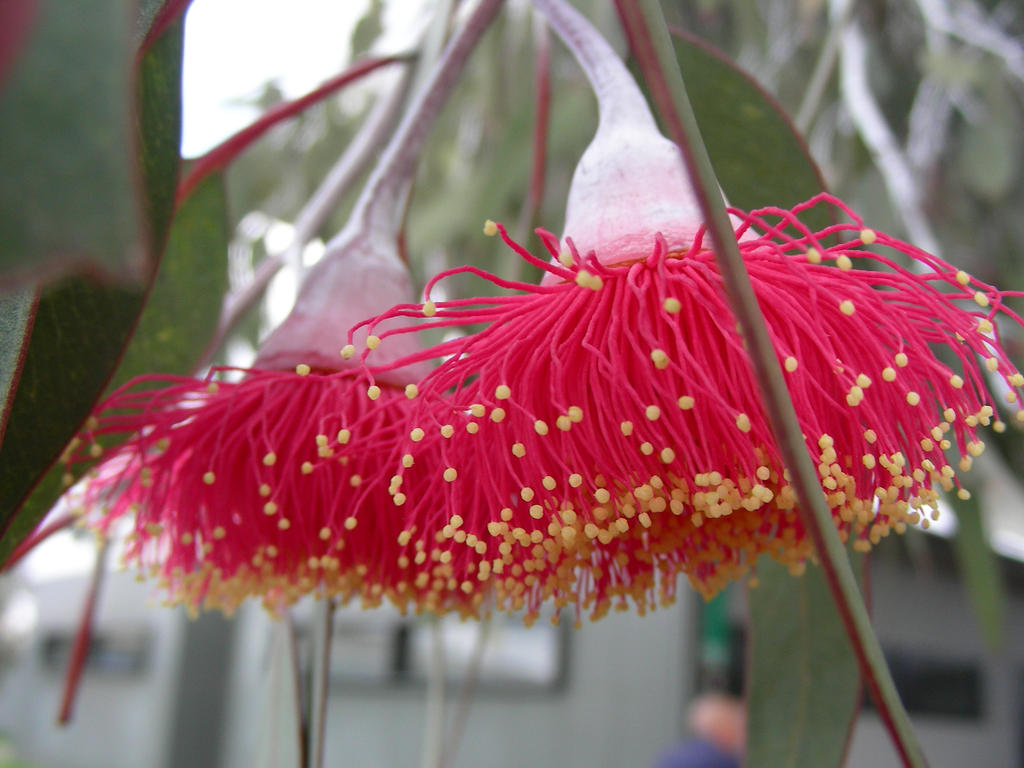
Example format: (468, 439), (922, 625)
(0, 9), (186, 563)
(949, 488), (1004, 649)
(747, 555), (862, 768)
(0, 286), (36, 443)
(0, 0), (140, 286)
(662, 28), (865, 768)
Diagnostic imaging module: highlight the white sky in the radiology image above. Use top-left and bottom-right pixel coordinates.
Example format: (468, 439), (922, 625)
(181, 0), (430, 157)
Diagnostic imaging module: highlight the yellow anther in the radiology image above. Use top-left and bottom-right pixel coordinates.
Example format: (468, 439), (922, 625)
(967, 441), (985, 457)
(393, 493), (406, 506)
(301, 461), (313, 475)
(405, 384), (419, 399)
(344, 516), (358, 530)
(542, 476), (557, 491)
(500, 507), (514, 522)
(440, 424), (454, 438)
(920, 438), (934, 451)
(259, 483), (271, 497)
(277, 518), (290, 531)
(955, 270), (970, 286)
(534, 419), (549, 436)
(335, 428), (351, 445)
(994, 420), (1007, 433)
(495, 384), (511, 400)
(490, 407), (506, 422)
(529, 505), (544, 520)
(663, 297), (682, 313)
(836, 255), (853, 271)
(640, 442), (654, 455)
(511, 442), (526, 458)
(895, 353), (909, 368)
(839, 299), (855, 316)
(620, 420), (634, 436)
(567, 405), (583, 423)
(347, 474), (362, 487)
(862, 454), (876, 469)
(263, 501), (278, 515)
(864, 429), (877, 444)
(262, 452), (277, 467)
(979, 318), (994, 334)
(1010, 373), (1024, 388)
(466, 422), (480, 434)
(397, 530), (413, 546)
(806, 248), (822, 264)
(483, 219), (498, 236)
(650, 349), (669, 370)
(295, 363), (311, 376)
(859, 229), (876, 245)
(470, 403), (485, 417)
(556, 415), (572, 431)
(882, 367), (897, 382)
(856, 373), (872, 388)
(410, 427), (425, 442)
(986, 357), (999, 372)
(678, 395), (695, 410)
(340, 344), (355, 359)
(558, 250), (574, 267)
(736, 413), (752, 432)
(645, 405), (661, 421)
(974, 291), (990, 308)
(568, 473), (583, 488)
(784, 357), (798, 372)
(520, 487), (535, 502)
(423, 300), (437, 317)
(366, 385), (381, 400)
(660, 447), (676, 464)
(319, 527), (332, 541)
(365, 335), (381, 350)
(591, 488), (609, 504)
(443, 467), (458, 482)
(575, 270), (593, 288)
(202, 471), (216, 485)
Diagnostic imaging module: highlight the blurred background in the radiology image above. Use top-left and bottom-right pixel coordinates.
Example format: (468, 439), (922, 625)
(3, 0), (1024, 765)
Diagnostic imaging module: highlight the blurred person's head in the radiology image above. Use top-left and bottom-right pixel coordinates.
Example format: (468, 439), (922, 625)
(688, 692), (745, 757)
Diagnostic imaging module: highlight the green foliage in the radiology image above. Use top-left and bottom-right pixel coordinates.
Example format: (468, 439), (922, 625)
(0, 0), (140, 286)
(747, 555), (862, 768)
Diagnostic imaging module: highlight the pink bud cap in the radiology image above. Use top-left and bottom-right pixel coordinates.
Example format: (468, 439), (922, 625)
(254, 234), (429, 385)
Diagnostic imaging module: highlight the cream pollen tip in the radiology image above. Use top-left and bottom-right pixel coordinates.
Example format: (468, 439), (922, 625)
(483, 219), (498, 236)
(422, 300), (437, 317)
(443, 467), (458, 482)
(495, 384), (511, 400)
(836, 255), (853, 271)
(806, 248), (822, 264)
(340, 344), (355, 359)
(405, 384), (418, 399)
(784, 356), (798, 372)
(367, 385), (381, 400)
(558, 250), (574, 268)
(859, 228), (877, 245)
(202, 471), (215, 485)
(736, 413), (752, 432)
(262, 452), (277, 467)
(366, 335), (381, 350)
(955, 270), (971, 286)
(663, 297), (682, 314)
(839, 299), (855, 315)
(295, 363), (311, 376)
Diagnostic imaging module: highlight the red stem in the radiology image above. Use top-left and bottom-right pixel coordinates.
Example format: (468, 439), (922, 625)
(1, 511), (75, 574)
(138, 0), (193, 58)
(177, 55), (406, 203)
(526, 18), (551, 226)
(58, 539), (109, 726)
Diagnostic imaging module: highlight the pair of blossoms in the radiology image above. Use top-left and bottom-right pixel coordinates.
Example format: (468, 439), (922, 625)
(69, 13), (1024, 629)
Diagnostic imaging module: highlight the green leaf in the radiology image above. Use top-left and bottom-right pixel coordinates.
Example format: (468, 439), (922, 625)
(667, 31), (864, 768)
(747, 555), (862, 768)
(0, 287), (37, 442)
(671, 32), (830, 229)
(111, 174), (229, 389)
(949, 488), (1004, 649)
(0, 8), (186, 563)
(0, 0), (140, 286)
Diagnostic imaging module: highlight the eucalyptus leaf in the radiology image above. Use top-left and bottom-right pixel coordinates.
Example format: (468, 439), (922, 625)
(0, 287), (37, 443)
(0, 0), (140, 286)
(0, 7), (186, 564)
(949, 488), (1004, 650)
(747, 555), (862, 768)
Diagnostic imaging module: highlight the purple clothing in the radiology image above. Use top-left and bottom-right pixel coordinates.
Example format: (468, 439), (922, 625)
(652, 737), (740, 768)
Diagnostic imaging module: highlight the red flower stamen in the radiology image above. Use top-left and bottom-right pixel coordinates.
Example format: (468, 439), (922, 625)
(351, 194), (1024, 624)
